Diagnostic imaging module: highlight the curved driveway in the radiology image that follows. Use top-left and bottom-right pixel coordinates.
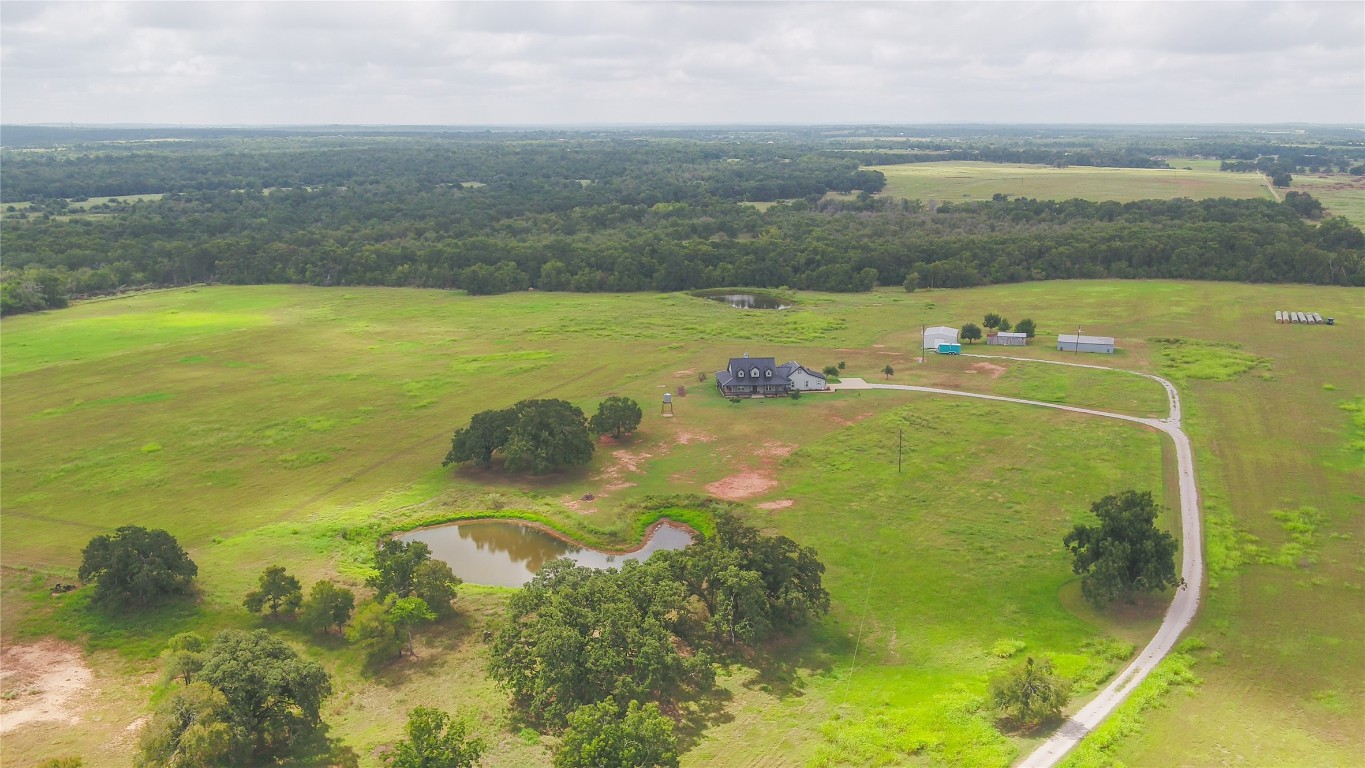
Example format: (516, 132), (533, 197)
(834, 357), (1202, 768)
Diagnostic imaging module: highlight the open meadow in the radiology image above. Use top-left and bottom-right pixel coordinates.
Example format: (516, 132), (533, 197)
(868, 161), (1275, 205)
(1286, 172), (1365, 223)
(2, 281), (1360, 767)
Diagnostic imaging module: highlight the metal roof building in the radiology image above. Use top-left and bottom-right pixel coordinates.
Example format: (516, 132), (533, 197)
(988, 332), (1028, 346)
(1057, 334), (1116, 354)
(923, 326), (959, 350)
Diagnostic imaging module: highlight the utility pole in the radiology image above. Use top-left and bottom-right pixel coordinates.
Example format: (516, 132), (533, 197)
(1074, 326), (1082, 355)
(898, 428), (903, 473)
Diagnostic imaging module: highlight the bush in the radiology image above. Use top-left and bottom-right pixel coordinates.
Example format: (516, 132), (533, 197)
(989, 657), (1071, 728)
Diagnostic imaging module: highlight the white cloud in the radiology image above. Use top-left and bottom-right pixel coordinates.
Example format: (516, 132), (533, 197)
(1, 1), (1361, 125)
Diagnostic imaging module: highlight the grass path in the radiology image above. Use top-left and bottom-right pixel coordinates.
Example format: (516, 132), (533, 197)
(834, 367), (1203, 768)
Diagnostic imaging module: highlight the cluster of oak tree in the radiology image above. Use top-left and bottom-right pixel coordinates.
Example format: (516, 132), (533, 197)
(444, 396), (642, 473)
(76, 525), (480, 766)
(488, 511), (831, 766)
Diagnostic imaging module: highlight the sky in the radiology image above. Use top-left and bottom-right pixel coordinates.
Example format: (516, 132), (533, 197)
(2, 1), (1362, 126)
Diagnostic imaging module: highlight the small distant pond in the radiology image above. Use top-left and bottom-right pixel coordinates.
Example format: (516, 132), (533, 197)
(698, 292), (792, 310)
(396, 520), (694, 587)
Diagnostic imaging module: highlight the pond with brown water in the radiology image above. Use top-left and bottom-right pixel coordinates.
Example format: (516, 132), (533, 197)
(396, 520), (694, 587)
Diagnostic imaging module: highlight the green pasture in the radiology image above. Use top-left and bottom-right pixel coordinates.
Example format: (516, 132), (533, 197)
(1160, 156), (1225, 173)
(1286, 172), (1365, 223)
(2, 281), (1361, 767)
(868, 161), (1274, 204)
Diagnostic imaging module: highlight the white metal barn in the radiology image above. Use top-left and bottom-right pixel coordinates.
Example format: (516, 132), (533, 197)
(1057, 334), (1116, 354)
(923, 326), (959, 350)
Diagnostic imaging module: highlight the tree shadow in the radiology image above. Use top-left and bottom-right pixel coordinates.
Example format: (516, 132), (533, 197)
(672, 685), (735, 752)
(991, 712), (1070, 738)
(361, 614), (477, 686)
(732, 628), (845, 701)
(278, 720), (361, 768)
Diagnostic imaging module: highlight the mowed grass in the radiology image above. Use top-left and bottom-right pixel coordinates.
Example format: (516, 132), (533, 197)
(869, 161), (1275, 204)
(2, 280), (1361, 766)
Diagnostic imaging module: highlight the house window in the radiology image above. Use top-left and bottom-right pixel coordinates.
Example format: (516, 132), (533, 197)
(751, 367), (759, 377)
(738, 370), (745, 378)
(765, 370), (772, 377)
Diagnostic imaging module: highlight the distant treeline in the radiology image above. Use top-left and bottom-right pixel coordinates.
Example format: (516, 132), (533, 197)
(2, 138), (1362, 315)
(0, 140), (884, 203)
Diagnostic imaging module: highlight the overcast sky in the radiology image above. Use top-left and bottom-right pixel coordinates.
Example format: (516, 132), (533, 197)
(2, 1), (1362, 126)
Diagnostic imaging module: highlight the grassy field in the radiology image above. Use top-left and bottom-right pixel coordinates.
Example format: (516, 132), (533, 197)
(868, 161), (1274, 204)
(2, 281), (1360, 767)
(1286, 172), (1365, 223)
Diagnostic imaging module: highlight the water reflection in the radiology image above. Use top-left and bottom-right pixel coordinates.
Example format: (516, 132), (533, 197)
(700, 293), (791, 310)
(397, 520), (694, 588)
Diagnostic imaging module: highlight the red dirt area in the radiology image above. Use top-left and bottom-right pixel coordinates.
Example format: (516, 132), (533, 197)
(755, 440), (796, 459)
(705, 471), (778, 500)
(674, 429), (715, 445)
(757, 499), (794, 510)
(969, 361), (1007, 379)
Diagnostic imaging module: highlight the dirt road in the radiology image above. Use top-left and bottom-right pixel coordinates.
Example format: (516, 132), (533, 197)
(835, 363), (1203, 768)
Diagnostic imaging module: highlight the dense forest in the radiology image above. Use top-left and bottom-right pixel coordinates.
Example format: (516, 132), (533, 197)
(2, 128), (1362, 315)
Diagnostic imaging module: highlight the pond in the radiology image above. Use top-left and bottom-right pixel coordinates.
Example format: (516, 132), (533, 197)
(396, 519), (694, 587)
(699, 292), (792, 310)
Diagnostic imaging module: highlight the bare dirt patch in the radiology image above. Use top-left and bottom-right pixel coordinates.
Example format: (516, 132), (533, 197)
(673, 369), (696, 379)
(0, 640), (94, 735)
(757, 499), (794, 510)
(594, 448), (654, 492)
(674, 429), (716, 446)
(755, 440), (797, 459)
(829, 411), (875, 427)
(705, 471), (778, 500)
(970, 361), (1007, 379)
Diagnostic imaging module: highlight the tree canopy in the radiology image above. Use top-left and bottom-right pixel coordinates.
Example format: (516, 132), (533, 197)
(445, 399), (595, 473)
(989, 657), (1071, 728)
(367, 539), (432, 599)
(300, 580), (355, 636)
(554, 699), (679, 768)
(589, 396), (643, 439)
(243, 565), (303, 618)
(961, 323), (983, 343)
(137, 681), (246, 768)
(490, 512), (828, 728)
(78, 526), (197, 607)
(489, 558), (713, 728)
(197, 629), (333, 758)
(413, 560), (461, 618)
(1063, 490), (1184, 608)
(386, 707), (485, 768)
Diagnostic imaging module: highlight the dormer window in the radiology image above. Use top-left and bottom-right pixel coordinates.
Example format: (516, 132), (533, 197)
(737, 369), (745, 378)
(751, 367), (760, 377)
(765, 370), (772, 377)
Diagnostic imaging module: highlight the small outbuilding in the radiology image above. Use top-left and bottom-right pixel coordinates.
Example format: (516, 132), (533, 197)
(987, 332), (1027, 347)
(923, 326), (959, 350)
(1057, 334), (1116, 354)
